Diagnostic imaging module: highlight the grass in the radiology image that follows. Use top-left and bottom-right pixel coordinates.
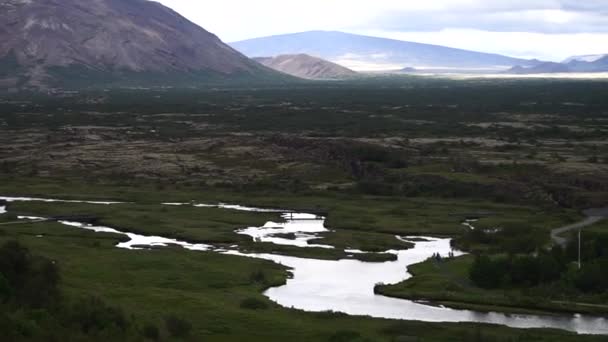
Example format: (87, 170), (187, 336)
(310, 229), (413, 252)
(1, 76), (607, 340)
(586, 220), (608, 234)
(0, 178), (581, 253)
(0, 219), (603, 341)
(5, 200), (397, 262)
(376, 255), (608, 316)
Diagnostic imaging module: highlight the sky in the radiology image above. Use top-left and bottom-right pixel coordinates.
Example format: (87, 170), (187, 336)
(155, 0), (608, 61)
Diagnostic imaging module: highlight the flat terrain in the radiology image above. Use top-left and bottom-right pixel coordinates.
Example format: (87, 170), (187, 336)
(1, 76), (607, 340)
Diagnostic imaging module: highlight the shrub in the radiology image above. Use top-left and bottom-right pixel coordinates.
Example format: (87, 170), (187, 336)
(239, 297), (269, 310)
(0, 273), (10, 300)
(249, 270), (266, 284)
(142, 322), (160, 340)
(0, 240), (60, 307)
(164, 314), (192, 338)
(69, 296), (128, 334)
(573, 258), (608, 293)
(469, 255), (507, 289)
(328, 330), (363, 342)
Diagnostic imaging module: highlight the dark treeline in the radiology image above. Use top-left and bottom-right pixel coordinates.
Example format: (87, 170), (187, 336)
(0, 241), (191, 341)
(469, 232), (608, 294)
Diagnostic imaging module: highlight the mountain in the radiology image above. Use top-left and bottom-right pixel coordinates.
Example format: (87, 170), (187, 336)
(253, 54), (357, 80)
(231, 31), (539, 71)
(507, 56), (608, 74)
(507, 62), (571, 74)
(0, 0), (280, 89)
(563, 54), (607, 64)
(566, 56), (608, 72)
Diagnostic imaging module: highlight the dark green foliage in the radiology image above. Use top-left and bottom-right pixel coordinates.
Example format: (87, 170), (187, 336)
(0, 241), (145, 340)
(142, 322), (160, 340)
(566, 231), (608, 262)
(240, 297), (269, 310)
(164, 314), (192, 338)
(469, 255), (507, 289)
(45, 64), (295, 90)
(0, 240), (60, 308)
(68, 296), (128, 334)
(459, 225), (546, 254)
(0, 272), (10, 300)
(249, 270), (267, 284)
(328, 330), (363, 342)
(573, 258), (608, 293)
(564, 232), (608, 292)
(469, 252), (566, 289)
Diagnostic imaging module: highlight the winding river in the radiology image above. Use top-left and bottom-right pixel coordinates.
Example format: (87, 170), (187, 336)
(1, 196), (607, 335)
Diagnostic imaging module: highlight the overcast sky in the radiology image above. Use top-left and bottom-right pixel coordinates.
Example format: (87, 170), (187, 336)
(156, 0), (608, 61)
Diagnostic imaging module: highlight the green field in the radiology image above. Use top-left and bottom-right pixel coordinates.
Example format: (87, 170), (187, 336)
(0, 216), (603, 341)
(1, 77), (608, 340)
(376, 255), (608, 316)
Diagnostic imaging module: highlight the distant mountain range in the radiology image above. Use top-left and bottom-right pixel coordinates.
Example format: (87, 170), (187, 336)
(0, 0), (282, 89)
(562, 54), (608, 64)
(231, 31), (540, 71)
(254, 54), (357, 80)
(508, 55), (608, 74)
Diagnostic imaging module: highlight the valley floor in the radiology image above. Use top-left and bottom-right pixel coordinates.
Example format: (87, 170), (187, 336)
(1, 78), (607, 340)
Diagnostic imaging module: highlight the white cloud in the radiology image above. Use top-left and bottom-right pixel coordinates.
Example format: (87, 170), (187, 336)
(154, 0), (608, 61)
(356, 29), (608, 61)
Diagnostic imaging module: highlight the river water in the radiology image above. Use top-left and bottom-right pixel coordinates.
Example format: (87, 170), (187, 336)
(1, 196), (607, 335)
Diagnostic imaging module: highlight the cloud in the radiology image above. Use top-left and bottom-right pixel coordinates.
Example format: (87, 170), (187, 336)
(366, 1), (608, 34)
(155, 0), (608, 61)
(355, 29), (608, 61)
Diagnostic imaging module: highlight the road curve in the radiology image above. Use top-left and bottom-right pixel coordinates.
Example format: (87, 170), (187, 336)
(551, 207), (608, 247)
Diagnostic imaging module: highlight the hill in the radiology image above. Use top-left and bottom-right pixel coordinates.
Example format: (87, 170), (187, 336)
(0, 0), (280, 89)
(254, 54), (357, 79)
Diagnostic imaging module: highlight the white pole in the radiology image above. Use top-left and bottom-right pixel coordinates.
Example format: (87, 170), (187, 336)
(578, 227), (581, 270)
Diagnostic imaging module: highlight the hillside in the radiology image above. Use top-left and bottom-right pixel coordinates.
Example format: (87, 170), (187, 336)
(0, 0), (279, 89)
(254, 54), (357, 79)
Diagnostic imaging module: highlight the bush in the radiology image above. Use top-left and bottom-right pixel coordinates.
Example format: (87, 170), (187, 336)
(164, 314), (192, 338)
(470, 251), (566, 289)
(249, 270), (266, 284)
(142, 322), (160, 340)
(0, 240), (60, 308)
(239, 297), (269, 310)
(68, 296), (128, 334)
(573, 258), (608, 293)
(0, 273), (10, 300)
(469, 255), (507, 289)
(328, 330), (363, 342)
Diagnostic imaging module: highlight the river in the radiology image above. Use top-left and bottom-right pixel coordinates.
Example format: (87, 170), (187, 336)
(1, 196), (607, 335)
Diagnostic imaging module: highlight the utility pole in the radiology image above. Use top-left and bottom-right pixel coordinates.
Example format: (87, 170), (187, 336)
(578, 227), (581, 270)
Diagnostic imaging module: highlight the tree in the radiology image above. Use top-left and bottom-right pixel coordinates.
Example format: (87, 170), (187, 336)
(164, 314), (192, 338)
(470, 255), (506, 289)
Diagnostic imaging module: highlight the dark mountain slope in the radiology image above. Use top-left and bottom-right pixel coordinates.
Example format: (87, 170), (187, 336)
(0, 0), (280, 88)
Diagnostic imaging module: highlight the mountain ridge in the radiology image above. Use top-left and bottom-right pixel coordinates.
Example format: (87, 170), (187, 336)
(231, 30), (540, 71)
(507, 56), (608, 74)
(0, 0), (281, 89)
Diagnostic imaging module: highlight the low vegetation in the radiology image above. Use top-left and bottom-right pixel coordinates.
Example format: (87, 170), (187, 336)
(1, 77), (607, 339)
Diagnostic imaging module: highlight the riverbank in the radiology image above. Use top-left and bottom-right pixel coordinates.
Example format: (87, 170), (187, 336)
(376, 255), (608, 316)
(2, 194), (608, 334)
(2, 203), (604, 340)
(0, 176), (581, 249)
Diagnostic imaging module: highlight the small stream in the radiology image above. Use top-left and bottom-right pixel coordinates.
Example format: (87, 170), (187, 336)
(1, 196), (607, 335)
